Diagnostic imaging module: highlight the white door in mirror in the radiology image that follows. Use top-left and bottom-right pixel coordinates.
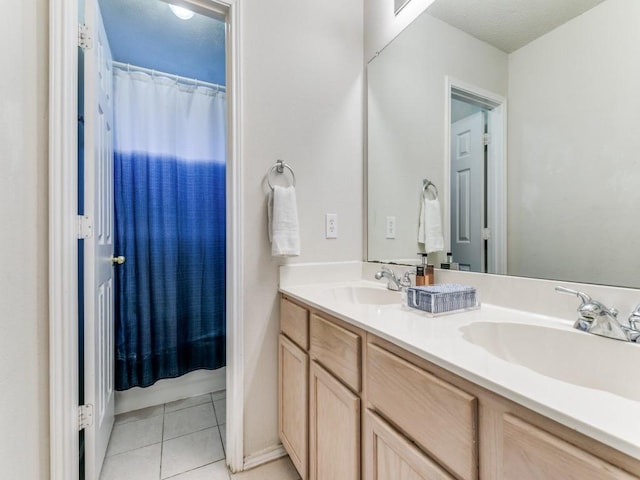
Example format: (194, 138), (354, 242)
(451, 111), (484, 272)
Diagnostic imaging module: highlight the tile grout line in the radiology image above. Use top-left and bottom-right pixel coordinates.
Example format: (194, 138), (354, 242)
(163, 425), (220, 443)
(218, 424), (226, 461)
(104, 440), (163, 459)
(212, 393), (227, 472)
(161, 459), (228, 480)
(212, 396), (225, 427)
(164, 396), (217, 414)
(210, 392), (228, 473)
(159, 403), (166, 480)
(211, 393), (230, 479)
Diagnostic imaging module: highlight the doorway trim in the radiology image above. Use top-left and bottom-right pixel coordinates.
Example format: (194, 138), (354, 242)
(48, 0), (244, 477)
(444, 76), (507, 274)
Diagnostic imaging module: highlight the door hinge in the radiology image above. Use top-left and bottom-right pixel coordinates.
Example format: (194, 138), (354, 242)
(77, 215), (93, 239)
(482, 133), (491, 146)
(78, 24), (92, 50)
(78, 404), (94, 430)
(482, 228), (491, 240)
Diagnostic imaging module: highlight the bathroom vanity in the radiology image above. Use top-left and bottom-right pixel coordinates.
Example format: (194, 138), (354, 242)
(278, 263), (640, 480)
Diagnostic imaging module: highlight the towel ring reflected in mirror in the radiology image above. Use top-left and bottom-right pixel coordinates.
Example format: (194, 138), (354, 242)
(267, 159), (296, 190)
(422, 179), (438, 199)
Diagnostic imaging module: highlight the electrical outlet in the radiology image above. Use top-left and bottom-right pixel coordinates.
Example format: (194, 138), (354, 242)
(386, 216), (396, 239)
(325, 213), (338, 239)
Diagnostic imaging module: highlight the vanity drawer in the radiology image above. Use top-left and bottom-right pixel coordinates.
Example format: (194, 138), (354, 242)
(503, 414), (638, 480)
(310, 313), (361, 392)
(366, 342), (478, 480)
(281, 297), (309, 350)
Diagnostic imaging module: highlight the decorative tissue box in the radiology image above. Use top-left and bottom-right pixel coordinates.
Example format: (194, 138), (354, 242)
(407, 283), (477, 314)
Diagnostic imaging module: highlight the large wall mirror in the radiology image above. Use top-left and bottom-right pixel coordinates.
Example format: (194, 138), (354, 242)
(367, 0), (640, 289)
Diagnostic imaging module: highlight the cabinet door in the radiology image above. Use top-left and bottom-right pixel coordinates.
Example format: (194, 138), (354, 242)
(279, 334), (309, 479)
(367, 342), (477, 480)
(503, 414), (638, 480)
(309, 361), (360, 480)
(364, 410), (455, 480)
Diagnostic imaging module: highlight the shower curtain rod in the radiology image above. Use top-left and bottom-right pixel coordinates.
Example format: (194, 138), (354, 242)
(112, 61), (226, 92)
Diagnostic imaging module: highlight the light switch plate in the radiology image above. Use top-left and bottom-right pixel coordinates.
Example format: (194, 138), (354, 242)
(386, 216), (396, 239)
(326, 213), (338, 239)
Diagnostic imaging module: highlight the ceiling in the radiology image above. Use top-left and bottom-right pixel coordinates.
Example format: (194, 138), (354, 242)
(427, 0), (606, 53)
(98, 0), (226, 85)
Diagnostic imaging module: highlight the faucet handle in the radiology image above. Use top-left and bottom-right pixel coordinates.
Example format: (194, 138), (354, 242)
(400, 270), (414, 287)
(555, 286), (616, 320)
(628, 304), (640, 330)
(555, 286), (592, 305)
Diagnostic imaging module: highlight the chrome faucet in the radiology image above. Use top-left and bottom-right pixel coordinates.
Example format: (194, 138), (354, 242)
(627, 305), (640, 342)
(555, 286), (640, 343)
(375, 266), (411, 291)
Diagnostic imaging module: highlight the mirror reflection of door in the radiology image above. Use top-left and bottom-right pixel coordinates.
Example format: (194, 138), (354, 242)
(448, 86), (506, 274)
(450, 109), (485, 271)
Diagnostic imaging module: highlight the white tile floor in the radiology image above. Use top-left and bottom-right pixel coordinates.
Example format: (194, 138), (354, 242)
(100, 391), (300, 480)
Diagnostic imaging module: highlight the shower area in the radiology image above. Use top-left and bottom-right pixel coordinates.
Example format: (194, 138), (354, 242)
(112, 62), (226, 391)
(79, 0), (228, 477)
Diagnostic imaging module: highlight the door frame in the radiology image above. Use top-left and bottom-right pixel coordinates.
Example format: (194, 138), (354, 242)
(48, 0), (245, 477)
(444, 76), (507, 274)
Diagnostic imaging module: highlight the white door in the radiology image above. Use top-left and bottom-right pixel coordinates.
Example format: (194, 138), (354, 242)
(83, 0), (115, 477)
(450, 111), (484, 272)
(487, 105), (506, 275)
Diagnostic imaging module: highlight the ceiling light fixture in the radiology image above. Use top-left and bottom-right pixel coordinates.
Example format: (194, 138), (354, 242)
(169, 4), (195, 20)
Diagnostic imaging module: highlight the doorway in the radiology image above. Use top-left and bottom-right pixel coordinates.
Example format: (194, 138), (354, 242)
(445, 78), (507, 275)
(48, 0), (244, 478)
(80, 0), (228, 477)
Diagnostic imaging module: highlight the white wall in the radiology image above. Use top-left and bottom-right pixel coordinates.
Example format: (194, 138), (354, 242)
(364, 0), (435, 61)
(240, 0), (363, 457)
(0, 0), (50, 478)
(6, 0), (363, 474)
(367, 12), (507, 263)
(507, 0), (640, 287)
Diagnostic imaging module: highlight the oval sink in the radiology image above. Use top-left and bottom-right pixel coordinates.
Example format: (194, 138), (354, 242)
(322, 286), (402, 305)
(460, 321), (640, 402)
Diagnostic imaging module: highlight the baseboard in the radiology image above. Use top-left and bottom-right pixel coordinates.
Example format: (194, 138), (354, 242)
(242, 444), (287, 471)
(115, 367), (226, 414)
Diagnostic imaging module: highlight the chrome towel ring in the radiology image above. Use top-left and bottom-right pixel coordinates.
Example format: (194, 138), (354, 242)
(422, 179), (438, 199)
(267, 160), (296, 190)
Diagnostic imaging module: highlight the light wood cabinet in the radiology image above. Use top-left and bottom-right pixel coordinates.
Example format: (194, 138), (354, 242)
(364, 410), (455, 480)
(309, 360), (360, 480)
(310, 313), (361, 392)
(279, 297), (363, 480)
(367, 342), (478, 480)
(501, 414), (637, 480)
(281, 297), (309, 350)
(279, 294), (640, 480)
(278, 334), (308, 479)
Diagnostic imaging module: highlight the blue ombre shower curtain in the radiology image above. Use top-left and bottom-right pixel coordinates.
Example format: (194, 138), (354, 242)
(113, 67), (226, 390)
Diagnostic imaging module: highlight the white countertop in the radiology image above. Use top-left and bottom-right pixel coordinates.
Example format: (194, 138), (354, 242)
(280, 273), (640, 460)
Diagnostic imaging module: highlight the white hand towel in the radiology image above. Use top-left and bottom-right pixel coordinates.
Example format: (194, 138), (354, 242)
(268, 185), (300, 257)
(418, 197), (444, 253)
